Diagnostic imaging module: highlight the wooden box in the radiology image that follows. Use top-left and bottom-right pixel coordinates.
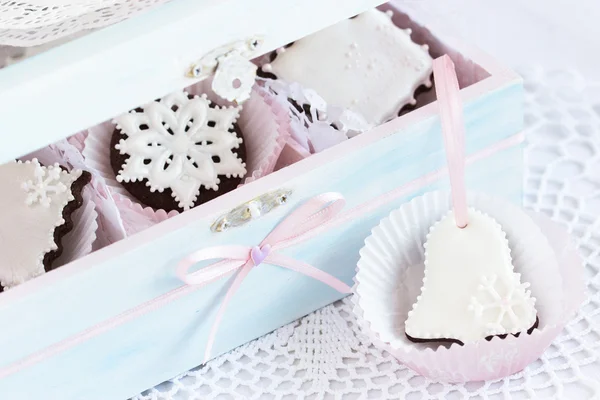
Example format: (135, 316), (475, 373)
(0, 1), (523, 398)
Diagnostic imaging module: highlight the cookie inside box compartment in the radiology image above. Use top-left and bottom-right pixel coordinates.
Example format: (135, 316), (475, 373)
(255, 3), (491, 156)
(109, 92), (248, 213)
(0, 158), (93, 292)
(259, 8), (434, 125)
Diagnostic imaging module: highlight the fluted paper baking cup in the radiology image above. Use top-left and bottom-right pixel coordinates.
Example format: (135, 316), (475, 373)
(55, 186), (98, 268)
(353, 191), (584, 382)
(81, 80), (290, 236)
(112, 195), (173, 236)
(188, 80), (291, 184)
(26, 138), (126, 248)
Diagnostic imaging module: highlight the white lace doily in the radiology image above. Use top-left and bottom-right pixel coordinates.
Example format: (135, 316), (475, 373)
(0, 0), (172, 46)
(132, 69), (600, 399)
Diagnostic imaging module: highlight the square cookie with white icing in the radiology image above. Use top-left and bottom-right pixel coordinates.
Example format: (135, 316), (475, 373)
(259, 8), (433, 125)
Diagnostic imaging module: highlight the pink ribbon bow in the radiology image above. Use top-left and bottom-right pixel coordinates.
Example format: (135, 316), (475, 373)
(176, 192), (352, 363)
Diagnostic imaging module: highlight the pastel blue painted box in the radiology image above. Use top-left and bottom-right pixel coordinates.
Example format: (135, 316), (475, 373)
(0, 1), (523, 399)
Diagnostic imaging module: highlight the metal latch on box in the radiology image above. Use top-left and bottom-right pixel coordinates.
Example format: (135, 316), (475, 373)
(187, 36), (264, 104)
(211, 189), (292, 233)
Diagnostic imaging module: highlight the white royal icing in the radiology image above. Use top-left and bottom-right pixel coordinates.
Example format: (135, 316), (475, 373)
(212, 52), (257, 103)
(268, 9), (433, 125)
(22, 163), (68, 207)
(0, 159), (83, 290)
(114, 92), (247, 210)
(405, 208), (537, 343)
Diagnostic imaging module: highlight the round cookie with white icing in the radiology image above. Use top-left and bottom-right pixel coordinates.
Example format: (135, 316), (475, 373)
(0, 159), (91, 292)
(110, 92), (247, 212)
(259, 9), (433, 125)
(405, 208), (538, 345)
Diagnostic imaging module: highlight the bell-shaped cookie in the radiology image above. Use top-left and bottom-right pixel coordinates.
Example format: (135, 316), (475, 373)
(405, 208), (537, 344)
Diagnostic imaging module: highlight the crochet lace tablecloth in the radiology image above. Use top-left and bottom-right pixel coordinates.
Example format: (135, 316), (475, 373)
(133, 69), (600, 399)
(0, 0), (173, 46)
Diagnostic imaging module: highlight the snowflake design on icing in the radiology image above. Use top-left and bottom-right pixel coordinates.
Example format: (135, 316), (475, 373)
(114, 92), (247, 210)
(21, 161), (67, 208)
(468, 274), (536, 336)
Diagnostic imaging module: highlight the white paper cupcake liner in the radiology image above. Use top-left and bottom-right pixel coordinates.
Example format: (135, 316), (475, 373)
(81, 80), (291, 236)
(54, 186), (98, 268)
(353, 191), (585, 382)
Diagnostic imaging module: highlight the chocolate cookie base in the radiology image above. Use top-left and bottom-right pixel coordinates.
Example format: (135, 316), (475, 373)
(396, 75), (435, 117)
(0, 168), (92, 293)
(405, 317), (540, 346)
(110, 105), (247, 213)
(44, 170), (92, 272)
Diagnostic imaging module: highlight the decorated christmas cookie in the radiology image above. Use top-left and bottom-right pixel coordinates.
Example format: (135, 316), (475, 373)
(405, 208), (538, 344)
(353, 56), (580, 383)
(404, 55), (538, 345)
(259, 9), (433, 125)
(0, 159), (91, 291)
(110, 92), (247, 212)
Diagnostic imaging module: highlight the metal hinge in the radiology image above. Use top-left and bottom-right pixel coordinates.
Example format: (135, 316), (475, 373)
(187, 36), (264, 103)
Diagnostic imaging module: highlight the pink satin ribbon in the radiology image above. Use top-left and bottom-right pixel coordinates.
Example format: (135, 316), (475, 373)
(176, 192), (352, 363)
(434, 55), (469, 228)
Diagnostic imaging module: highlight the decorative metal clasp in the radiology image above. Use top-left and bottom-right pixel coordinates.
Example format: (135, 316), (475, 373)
(211, 189), (292, 233)
(187, 36), (264, 103)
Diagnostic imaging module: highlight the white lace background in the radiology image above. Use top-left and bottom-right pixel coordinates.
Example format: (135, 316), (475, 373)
(130, 69), (600, 399)
(0, 0), (172, 47)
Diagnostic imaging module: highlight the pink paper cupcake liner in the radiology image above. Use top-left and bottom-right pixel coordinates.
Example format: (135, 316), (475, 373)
(81, 80), (291, 236)
(259, 79), (349, 168)
(352, 191), (585, 382)
(112, 195), (174, 236)
(26, 138), (127, 248)
(274, 137), (311, 171)
(233, 85), (291, 183)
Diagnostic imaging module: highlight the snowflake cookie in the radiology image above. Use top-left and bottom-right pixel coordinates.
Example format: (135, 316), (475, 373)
(110, 92), (247, 212)
(259, 8), (433, 125)
(0, 159), (91, 292)
(405, 208), (538, 344)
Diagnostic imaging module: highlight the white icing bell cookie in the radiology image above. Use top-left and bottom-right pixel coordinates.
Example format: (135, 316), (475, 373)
(263, 9), (433, 125)
(0, 159), (90, 291)
(111, 92), (247, 212)
(405, 208), (538, 344)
